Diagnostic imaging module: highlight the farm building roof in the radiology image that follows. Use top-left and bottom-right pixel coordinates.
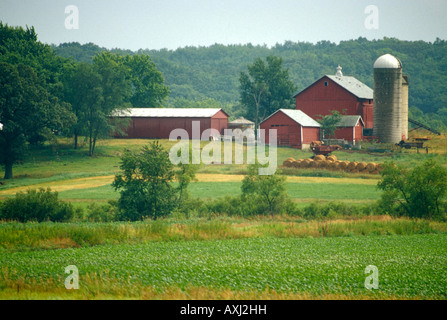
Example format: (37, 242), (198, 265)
(263, 109), (321, 127)
(325, 75), (373, 100)
(228, 117), (254, 124)
(111, 108), (227, 118)
(336, 115), (364, 127)
(293, 75), (373, 100)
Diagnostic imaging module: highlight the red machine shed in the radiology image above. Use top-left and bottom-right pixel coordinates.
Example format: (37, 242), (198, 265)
(294, 69), (374, 129)
(112, 108), (228, 139)
(333, 115), (364, 145)
(260, 109), (321, 149)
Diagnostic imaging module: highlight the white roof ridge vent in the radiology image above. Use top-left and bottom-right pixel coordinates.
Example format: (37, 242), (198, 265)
(374, 54), (402, 69)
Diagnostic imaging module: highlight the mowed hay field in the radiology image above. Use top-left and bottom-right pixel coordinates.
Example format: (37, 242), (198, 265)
(0, 137), (388, 205)
(1, 135), (447, 300)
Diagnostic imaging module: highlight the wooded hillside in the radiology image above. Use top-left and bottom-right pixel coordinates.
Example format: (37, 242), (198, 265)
(52, 38), (447, 130)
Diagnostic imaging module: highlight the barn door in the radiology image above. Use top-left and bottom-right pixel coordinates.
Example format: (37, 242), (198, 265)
(289, 134), (298, 148)
(275, 125), (289, 145)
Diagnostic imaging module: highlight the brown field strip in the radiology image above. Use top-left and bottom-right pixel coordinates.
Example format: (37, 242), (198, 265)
(0, 176), (116, 196)
(0, 173), (378, 197)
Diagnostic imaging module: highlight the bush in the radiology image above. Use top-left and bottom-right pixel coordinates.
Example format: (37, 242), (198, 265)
(85, 201), (119, 222)
(302, 201), (375, 220)
(241, 163), (292, 216)
(0, 187), (74, 222)
(377, 159), (447, 220)
(112, 142), (178, 221)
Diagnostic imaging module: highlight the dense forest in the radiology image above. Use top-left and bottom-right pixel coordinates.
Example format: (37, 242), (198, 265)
(52, 38), (447, 130)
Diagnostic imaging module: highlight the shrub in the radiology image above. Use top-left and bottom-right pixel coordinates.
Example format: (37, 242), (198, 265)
(241, 163), (293, 216)
(0, 187), (74, 222)
(112, 142), (179, 221)
(86, 201), (119, 222)
(377, 159), (447, 220)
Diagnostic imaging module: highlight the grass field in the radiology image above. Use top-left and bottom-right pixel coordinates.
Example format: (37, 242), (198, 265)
(0, 133), (446, 300)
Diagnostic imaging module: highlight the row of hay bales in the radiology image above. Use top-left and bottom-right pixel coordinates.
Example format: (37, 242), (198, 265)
(282, 155), (382, 175)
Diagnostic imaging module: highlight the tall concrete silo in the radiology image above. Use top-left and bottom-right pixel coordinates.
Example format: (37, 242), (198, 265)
(401, 75), (409, 140)
(373, 54), (403, 143)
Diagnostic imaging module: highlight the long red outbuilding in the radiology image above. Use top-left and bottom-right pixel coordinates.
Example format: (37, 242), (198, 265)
(112, 108), (229, 139)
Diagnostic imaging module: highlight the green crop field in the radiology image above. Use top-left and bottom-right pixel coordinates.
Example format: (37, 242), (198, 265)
(0, 136), (446, 300)
(1, 234), (446, 299)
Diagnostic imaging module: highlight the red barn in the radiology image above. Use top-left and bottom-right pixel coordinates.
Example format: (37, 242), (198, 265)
(333, 115), (364, 145)
(260, 109), (321, 149)
(294, 66), (374, 129)
(112, 108), (228, 139)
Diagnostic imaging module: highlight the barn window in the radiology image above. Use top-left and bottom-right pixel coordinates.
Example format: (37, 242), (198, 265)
(324, 81), (328, 87)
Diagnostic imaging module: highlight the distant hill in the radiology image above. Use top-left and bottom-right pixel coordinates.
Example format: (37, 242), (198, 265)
(52, 37), (447, 119)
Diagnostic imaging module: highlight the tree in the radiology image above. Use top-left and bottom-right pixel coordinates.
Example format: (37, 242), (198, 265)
(0, 23), (75, 179)
(317, 110), (342, 140)
(87, 52), (131, 156)
(0, 63), (74, 179)
(239, 55), (296, 134)
(62, 62), (103, 149)
(241, 163), (292, 216)
(377, 159), (447, 220)
(175, 163), (199, 204)
(112, 142), (177, 221)
(123, 54), (170, 107)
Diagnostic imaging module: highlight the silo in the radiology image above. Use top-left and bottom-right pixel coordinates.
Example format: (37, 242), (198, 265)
(373, 54), (403, 143)
(401, 75), (409, 140)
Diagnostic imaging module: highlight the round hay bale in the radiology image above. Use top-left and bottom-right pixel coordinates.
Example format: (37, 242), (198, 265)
(337, 161), (348, 170)
(350, 169), (359, 174)
(309, 160), (318, 168)
(285, 157), (295, 162)
(317, 160), (329, 168)
(376, 164), (383, 172)
(347, 161), (358, 171)
(314, 154), (326, 161)
(333, 161), (342, 170)
(292, 160), (302, 168)
(301, 159), (311, 168)
(327, 161), (338, 170)
(283, 160), (293, 167)
(327, 155), (337, 162)
(371, 170), (380, 175)
(366, 162), (376, 172)
(356, 162), (367, 171)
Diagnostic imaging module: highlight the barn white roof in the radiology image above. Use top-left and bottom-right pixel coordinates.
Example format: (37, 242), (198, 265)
(294, 73), (373, 100)
(325, 75), (373, 100)
(336, 115), (364, 127)
(111, 108), (225, 118)
(263, 109), (321, 127)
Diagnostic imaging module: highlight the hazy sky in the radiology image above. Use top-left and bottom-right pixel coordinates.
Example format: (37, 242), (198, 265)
(1, 0), (446, 51)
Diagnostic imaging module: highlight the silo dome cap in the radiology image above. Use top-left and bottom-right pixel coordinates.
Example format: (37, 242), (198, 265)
(374, 54), (402, 69)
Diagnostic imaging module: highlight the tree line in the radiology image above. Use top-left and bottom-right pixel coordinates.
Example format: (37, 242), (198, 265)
(52, 37), (447, 132)
(0, 23), (169, 179)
